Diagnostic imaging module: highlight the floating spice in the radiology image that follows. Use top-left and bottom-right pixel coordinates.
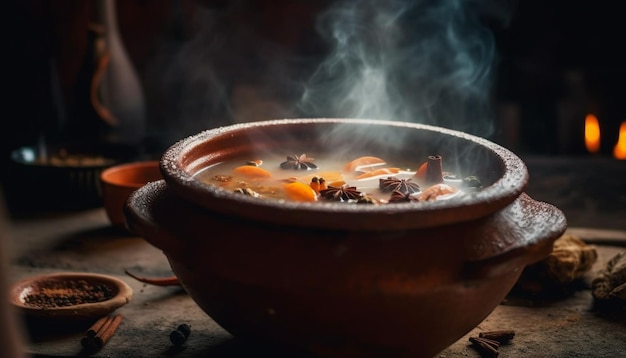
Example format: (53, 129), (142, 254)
(245, 159), (263, 167)
(379, 177), (420, 194)
(388, 190), (419, 203)
(234, 187), (262, 198)
(280, 154), (318, 170)
(356, 196), (379, 204)
(319, 185), (363, 202)
(425, 155), (443, 185)
(463, 175), (482, 188)
(310, 177), (320, 194)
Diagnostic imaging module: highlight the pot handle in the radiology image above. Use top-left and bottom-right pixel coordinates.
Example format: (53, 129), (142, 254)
(462, 193), (567, 279)
(124, 180), (186, 256)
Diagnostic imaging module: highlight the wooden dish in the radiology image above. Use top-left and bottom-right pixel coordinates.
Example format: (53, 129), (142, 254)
(9, 272), (133, 321)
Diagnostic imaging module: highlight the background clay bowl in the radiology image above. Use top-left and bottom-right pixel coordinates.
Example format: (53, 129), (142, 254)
(100, 161), (161, 229)
(125, 118), (567, 357)
(6, 146), (117, 211)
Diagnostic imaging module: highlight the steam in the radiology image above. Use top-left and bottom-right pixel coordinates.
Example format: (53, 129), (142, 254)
(147, 0), (516, 148)
(298, 0), (510, 137)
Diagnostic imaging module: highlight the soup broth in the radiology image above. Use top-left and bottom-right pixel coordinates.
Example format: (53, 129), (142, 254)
(193, 153), (482, 204)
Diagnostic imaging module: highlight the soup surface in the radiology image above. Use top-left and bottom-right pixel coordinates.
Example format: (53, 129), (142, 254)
(193, 153), (482, 204)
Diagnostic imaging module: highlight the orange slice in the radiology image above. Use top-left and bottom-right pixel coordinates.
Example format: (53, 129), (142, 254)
(283, 182), (318, 202)
(233, 165), (272, 178)
(343, 156), (386, 172)
(355, 167), (400, 180)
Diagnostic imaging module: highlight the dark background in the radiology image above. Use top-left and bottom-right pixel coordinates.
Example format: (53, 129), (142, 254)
(4, 0), (626, 184)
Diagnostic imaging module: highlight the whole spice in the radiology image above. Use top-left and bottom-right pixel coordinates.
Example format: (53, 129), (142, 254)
(468, 329), (515, 357)
(280, 154), (318, 170)
(319, 185), (363, 202)
(469, 336), (499, 357)
(478, 330), (516, 343)
(378, 177), (420, 194)
(463, 175), (482, 188)
(93, 314), (123, 350)
(387, 190), (418, 203)
(81, 314), (123, 352)
(424, 155), (443, 185)
(170, 323), (191, 347)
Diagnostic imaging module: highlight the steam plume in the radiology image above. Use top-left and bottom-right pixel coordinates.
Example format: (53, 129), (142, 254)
(298, 0), (513, 137)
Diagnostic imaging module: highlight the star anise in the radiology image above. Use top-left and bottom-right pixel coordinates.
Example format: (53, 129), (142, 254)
(280, 154), (318, 170)
(319, 185), (363, 202)
(388, 190), (419, 203)
(379, 177), (420, 194)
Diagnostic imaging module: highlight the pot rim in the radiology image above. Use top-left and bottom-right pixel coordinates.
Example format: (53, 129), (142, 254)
(159, 118), (529, 230)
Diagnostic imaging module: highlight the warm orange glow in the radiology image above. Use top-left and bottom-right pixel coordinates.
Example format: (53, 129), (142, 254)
(584, 114), (601, 154)
(613, 121), (626, 160)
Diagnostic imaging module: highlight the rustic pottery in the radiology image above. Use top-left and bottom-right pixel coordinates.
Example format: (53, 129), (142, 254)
(9, 272), (133, 321)
(125, 118), (567, 357)
(100, 160), (161, 229)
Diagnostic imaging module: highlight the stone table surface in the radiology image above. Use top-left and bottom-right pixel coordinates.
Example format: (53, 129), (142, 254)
(3, 156), (626, 357)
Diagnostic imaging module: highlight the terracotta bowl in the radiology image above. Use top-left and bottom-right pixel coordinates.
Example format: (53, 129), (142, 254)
(100, 161), (162, 229)
(125, 118), (567, 357)
(9, 272), (133, 321)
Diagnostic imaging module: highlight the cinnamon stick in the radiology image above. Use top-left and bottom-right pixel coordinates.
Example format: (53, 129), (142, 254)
(81, 315), (113, 349)
(93, 314), (123, 350)
(479, 330), (516, 343)
(425, 155), (443, 185)
(86, 316), (110, 338)
(469, 336), (499, 357)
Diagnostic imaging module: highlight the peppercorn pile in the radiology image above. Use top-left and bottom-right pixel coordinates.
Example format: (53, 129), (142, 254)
(23, 279), (115, 309)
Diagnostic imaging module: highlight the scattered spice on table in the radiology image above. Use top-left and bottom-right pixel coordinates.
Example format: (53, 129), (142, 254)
(170, 323), (191, 347)
(81, 314), (123, 352)
(469, 329), (515, 357)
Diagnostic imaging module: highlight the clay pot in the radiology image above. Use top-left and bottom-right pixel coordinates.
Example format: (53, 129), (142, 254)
(125, 118), (567, 357)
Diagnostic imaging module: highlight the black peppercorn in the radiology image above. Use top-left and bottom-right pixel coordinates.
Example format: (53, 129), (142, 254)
(170, 329), (186, 347)
(169, 323), (191, 347)
(177, 324), (191, 339)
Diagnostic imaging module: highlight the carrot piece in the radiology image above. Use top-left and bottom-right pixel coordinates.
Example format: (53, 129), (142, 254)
(343, 156), (386, 172)
(327, 180), (346, 187)
(355, 167), (400, 180)
(284, 182), (318, 202)
(415, 161), (428, 180)
(233, 165), (272, 178)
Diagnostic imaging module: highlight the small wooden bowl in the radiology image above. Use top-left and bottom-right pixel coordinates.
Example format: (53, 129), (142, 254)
(9, 272), (133, 321)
